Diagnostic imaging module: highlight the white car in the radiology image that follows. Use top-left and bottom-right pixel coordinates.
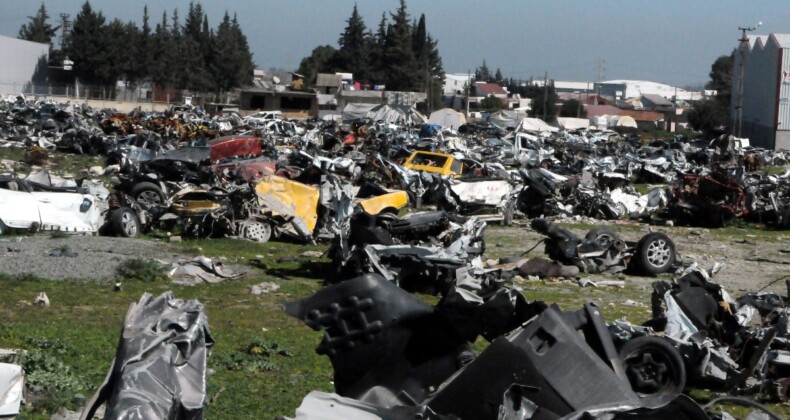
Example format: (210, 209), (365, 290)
(0, 174), (141, 237)
(245, 111), (284, 127)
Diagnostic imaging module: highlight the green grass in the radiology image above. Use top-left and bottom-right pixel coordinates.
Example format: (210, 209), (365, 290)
(2, 216), (790, 418)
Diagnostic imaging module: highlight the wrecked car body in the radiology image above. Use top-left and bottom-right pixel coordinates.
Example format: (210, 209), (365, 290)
(530, 218), (677, 275)
(0, 173), (144, 237)
(285, 273), (702, 419)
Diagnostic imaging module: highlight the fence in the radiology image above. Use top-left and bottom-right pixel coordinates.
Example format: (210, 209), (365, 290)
(0, 83), (239, 108)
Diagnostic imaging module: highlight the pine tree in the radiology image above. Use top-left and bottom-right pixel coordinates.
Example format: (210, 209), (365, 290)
(180, 2), (212, 91)
(150, 11), (171, 87)
(369, 13), (388, 85)
(335, 4), (370, 83)
(67, 2), (113, 85)
(138, 6), (152, 83)
(230, 14), (254, 88)
(494, 68), (503, 85)
(382, 0), (418, 91)
(475, 60), (491, 82)
(18, 3), (59, 46)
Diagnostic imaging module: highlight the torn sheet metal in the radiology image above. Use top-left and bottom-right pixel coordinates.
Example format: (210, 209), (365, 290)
(0, 188), (100, 233)
(0, 363), (23, 417)
(169, 256), (244, 286)
(81, 292), (214, 420)
(254, 175), (320, 237)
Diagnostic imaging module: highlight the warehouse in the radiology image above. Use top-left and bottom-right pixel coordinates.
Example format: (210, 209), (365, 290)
(732, 33), (790, 149)
(0, 35), (49, 95)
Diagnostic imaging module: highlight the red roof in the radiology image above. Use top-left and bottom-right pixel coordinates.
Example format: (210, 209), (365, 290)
(474, 83), (507, 96)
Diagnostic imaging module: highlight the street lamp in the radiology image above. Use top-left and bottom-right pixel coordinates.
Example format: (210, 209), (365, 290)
(736, 21), (761, 137)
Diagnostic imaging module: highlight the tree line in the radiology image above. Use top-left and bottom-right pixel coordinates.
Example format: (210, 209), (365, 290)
(296, 1), (444, 101)
(18, 1), (254, 92)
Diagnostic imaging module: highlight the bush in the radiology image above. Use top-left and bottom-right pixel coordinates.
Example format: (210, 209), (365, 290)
(115, 258), (169, 282)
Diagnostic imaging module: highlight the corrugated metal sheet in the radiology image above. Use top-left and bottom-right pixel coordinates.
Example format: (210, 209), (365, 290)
(772, 34), (790, 49)
(777, 48), (790, 132)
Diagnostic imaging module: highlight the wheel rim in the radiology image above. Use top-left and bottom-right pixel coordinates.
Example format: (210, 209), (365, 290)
(646, 239), (671, 267)
(121, 212), (138, 236)
(241, 221), (271, 242)
(624, 351), (671, 395)
(137, 190), (162, 205)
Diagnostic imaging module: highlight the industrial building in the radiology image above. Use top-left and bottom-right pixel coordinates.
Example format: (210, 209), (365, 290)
(732, 33), (790, 149)
(594, 80), (703, 102)
(0, 35), (49, 95)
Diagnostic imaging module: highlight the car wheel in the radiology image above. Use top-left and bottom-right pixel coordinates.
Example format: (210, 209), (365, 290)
(634, 232), (676, 275)
(131, 182), (166, 207)
(111, 208), (140, 238)
(620, 336), (686, 400)
(239, 220), (272, 243)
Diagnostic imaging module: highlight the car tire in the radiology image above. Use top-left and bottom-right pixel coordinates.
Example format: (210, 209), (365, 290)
(619, 336), (686, 400)
(110, 208), (140, 238)
(634, 232), (676, 275)
(131, 182), (166, 207)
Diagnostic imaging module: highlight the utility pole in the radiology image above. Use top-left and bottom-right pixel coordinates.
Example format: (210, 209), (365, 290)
(465, 69), (471, 117)
(736, 22), (761, 137)
(542, 71), (548, 121)
(59, 14), (71, 50)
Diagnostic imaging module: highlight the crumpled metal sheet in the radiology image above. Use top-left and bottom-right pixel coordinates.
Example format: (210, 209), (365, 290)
(0, 363), (23, 417)
(169, 256), (244, 286)
(81, 292), (214, 420)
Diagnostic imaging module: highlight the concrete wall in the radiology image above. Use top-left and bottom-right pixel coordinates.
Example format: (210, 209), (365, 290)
(0, 35), (49, 95)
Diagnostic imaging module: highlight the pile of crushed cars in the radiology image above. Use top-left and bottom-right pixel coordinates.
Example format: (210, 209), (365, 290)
(4, 94), (790, 418)
(4, 94), (790, 239)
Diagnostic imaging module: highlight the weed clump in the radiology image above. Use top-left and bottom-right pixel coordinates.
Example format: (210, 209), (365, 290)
(0, 338), (88, 414)
(115, 258), (169, 282)
(211, 337), (292, 372)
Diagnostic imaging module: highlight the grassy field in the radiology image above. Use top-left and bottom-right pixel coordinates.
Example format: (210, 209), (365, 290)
(2, 230), (789, 419)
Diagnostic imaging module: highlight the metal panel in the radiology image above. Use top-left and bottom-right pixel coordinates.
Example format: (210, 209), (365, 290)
(0, 35), (49, 95)
(777, 47), (790, 132)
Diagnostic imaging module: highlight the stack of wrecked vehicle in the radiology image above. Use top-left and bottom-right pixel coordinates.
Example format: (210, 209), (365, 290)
(283, 273), (780, 419)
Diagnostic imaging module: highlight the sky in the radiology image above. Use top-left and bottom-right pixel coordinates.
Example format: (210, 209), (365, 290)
(2, 0), (788, 88)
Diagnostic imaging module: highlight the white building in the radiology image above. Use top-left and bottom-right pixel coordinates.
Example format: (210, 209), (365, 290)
(594, 80), (702, 102)
(443, 73), (473, 95)
(732, 33), (790, 149)
(0, 35), (49, 95)
(531, 80), (595, 94)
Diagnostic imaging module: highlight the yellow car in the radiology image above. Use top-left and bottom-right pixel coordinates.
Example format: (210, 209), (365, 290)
(403, 151), (463, 177)
(356, 190), (409, 215)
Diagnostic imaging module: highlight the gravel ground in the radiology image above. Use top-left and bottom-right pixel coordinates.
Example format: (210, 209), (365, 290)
(0, 234), (181, 281)
(489, 221), (790, 295)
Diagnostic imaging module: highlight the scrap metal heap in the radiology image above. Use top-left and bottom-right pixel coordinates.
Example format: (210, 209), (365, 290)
(4, 94), (790, 233)
(5, 96), (790, 417)
(284, 271), (787, 419)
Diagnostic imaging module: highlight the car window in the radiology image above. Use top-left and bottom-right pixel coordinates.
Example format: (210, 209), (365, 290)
(450, 159), (463, 174)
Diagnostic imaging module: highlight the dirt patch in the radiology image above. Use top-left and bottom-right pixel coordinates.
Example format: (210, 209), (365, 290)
(487, 221), (790, 295)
